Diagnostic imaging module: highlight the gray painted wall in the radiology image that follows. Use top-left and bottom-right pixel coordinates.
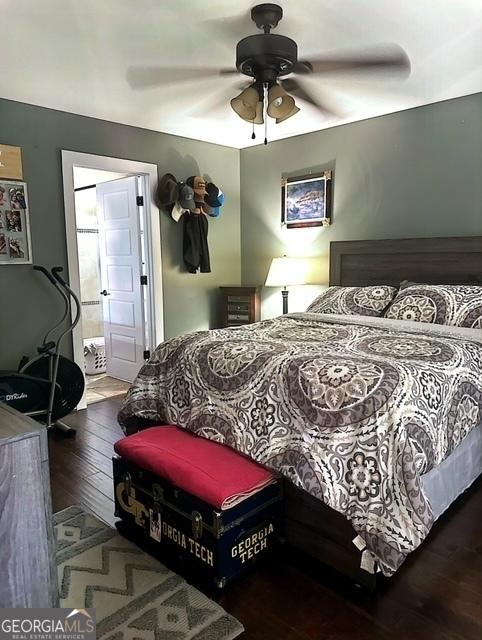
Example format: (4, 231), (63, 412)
(1, 92), (480, 366)
(240, 93), (482, 318)
(0, 99), (240, 368)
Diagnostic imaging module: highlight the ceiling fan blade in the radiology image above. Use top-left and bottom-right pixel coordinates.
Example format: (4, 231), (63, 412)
(127, 66), (237, 89)
(295, 44), (410, 77)
(188, 83), (248, 118)
(201, 13), (254, 45)
(280, 78), (339, 118)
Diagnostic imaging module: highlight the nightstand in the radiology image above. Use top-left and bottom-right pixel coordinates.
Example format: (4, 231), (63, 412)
(220, 287), (261, 328)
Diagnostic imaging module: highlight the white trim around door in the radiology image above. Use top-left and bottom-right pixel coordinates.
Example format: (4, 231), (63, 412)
(61, 150), (164, 410)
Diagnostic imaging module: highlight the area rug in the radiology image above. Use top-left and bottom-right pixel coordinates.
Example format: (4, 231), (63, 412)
(54, 506), (244, 639)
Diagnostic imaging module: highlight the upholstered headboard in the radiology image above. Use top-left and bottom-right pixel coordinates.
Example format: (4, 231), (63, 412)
(329, 237), (482, 287)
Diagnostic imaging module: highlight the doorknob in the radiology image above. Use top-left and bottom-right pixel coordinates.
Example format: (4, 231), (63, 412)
(100, 289), (110, 296)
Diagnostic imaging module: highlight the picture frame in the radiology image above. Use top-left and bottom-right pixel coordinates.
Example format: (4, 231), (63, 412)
(0, 179), (32, 265)
(0, 144), (23, 180)
(281, 170), (332, 229)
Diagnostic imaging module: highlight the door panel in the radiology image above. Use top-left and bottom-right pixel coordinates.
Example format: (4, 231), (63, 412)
(108, 299), (135, 327)
(107, 264), (133, 291)
(97, 177), (145, 382)
(110, 334), (137, 361)
(103, 191), (130, 220)
(105, 228), (132, 255)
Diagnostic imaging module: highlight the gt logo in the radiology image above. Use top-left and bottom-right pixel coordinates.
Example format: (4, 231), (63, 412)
(116, 482), (148, 527)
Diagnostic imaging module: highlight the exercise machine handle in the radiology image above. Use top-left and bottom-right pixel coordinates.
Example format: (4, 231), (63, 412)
(51, 266), (82, 333)
(51, 266), (67, 286)
(34, 264), (70, 348)
(33, 265), (57, 286)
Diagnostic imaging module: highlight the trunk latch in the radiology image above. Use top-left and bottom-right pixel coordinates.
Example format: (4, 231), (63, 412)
(192, 511), (203, 540)
(152, 483), (163, 517)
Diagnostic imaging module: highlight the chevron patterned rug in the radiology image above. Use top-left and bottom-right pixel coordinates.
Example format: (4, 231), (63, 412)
(54, 506), (243, 640)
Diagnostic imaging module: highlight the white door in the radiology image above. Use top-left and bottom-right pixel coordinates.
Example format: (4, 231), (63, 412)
(97, 177), (145, 382)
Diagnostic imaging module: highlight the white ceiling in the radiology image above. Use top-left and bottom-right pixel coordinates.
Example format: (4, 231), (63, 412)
(1, 0), (481, 149)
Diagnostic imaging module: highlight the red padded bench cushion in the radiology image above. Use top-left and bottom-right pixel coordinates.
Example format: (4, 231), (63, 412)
(114, 425), (275, 510)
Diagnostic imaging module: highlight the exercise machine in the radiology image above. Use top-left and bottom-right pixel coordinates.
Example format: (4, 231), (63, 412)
(0, 265), (85, 434)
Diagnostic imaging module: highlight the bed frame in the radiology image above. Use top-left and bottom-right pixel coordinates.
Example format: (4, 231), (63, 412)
(283, 236), (482, 589)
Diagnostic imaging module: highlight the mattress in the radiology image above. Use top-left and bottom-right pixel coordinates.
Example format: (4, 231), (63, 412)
(119, 312), (482, 576)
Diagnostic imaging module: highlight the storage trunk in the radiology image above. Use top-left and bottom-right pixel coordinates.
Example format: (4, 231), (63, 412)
(113, 456), (282, 588)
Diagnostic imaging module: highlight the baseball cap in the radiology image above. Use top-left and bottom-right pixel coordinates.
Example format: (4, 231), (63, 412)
(178, 183), (196, 211)
(205, 182), (223, 208)
(157, 173), (179, 206)
(186, 176), (207, 197)
(171, 201), (186, 222)
(208, 190), (225, 217)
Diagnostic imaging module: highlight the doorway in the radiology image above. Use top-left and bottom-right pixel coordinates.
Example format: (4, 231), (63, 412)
(62, 152), (164, 409)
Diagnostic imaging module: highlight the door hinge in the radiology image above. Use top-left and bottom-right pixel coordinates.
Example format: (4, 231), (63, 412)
(143, 349), (151, 360)
(136, 195), (144, 206)
(140, 275), (148, 285)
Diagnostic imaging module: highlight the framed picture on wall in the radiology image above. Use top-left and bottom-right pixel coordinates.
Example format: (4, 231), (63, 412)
(281, 170), (332, 229)
(0, 144), (23, 180)
(0, 180), (32, 265)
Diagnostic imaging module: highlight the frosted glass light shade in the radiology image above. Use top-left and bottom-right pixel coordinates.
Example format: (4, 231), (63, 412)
(239, 100), (264, 124)
(231, 86), (259, 121)
(267, 86), (296, 119)
(276, 104), (300, 123)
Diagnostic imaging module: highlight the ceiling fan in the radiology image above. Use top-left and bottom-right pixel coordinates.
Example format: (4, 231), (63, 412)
(128, 3), (410, 143)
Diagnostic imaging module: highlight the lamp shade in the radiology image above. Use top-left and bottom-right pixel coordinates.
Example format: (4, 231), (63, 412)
(231, 86), (259, 121)
(265, 257), (309, 287)
(265, 256), (329, 287)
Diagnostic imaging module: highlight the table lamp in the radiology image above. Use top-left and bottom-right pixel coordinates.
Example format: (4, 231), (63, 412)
(265, 256), (326, 314)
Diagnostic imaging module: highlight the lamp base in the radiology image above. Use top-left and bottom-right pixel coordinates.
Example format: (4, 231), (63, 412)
(281, 288), (289, 314)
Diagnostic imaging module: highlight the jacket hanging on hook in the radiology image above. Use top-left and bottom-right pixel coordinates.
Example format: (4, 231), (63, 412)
(183, 211), (211, 274)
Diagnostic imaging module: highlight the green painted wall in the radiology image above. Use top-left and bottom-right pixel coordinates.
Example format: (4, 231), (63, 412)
(240, 93), (482, 318)
(0, 99), (240, 368)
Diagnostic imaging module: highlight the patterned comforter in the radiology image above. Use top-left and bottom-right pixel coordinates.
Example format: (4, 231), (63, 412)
(119, 313), (482, 576)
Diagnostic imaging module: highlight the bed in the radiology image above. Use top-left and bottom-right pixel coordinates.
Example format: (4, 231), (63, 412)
(119, 236), (482, 588)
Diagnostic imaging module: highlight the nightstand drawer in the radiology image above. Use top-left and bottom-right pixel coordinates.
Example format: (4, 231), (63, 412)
(228, 302), (250, 313)
(227, 296), (250, 304)
(220, 287), (261, 328)
(228, 313), (250, 322)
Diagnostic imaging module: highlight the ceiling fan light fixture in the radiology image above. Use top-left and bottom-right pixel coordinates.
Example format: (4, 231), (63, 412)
(230, 86), (259, 121)
(276, 103), (300, 123)
(253, 101), (264, 124)
(236, 99), (264, 124)
(267, 84), (295, 119)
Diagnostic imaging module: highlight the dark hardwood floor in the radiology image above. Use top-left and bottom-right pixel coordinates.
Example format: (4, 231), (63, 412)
(49, 396), (482, 640)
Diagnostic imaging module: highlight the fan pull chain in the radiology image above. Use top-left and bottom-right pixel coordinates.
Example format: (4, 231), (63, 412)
(252, 118), (256, 140)
(264, 83), (268, 145)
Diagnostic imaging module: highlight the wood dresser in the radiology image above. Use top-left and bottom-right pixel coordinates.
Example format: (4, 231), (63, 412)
(0, 404), (58, 607)
(220, 286), (261, 328)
